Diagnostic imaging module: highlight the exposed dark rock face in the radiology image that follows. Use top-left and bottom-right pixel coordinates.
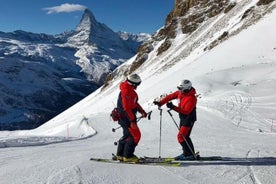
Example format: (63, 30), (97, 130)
(257, 0), (274, 6)
(102, 0), (275, 90)
(129, 0), (235, 72)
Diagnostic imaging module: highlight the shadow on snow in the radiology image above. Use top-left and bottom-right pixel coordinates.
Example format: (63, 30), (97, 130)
(179, 157), (276, 166)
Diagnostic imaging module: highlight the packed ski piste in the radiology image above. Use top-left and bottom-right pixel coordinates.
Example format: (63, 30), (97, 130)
(90, 74), (222, 166)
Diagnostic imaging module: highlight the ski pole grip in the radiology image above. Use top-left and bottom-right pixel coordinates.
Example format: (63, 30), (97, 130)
(158, 106), (162, 115)
(147, 111), (152, 120)
(137, 111), (152, 121)
(112, 126), (121, 132)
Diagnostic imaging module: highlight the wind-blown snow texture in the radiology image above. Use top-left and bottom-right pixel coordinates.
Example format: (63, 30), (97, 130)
(1, 1), (276, 184)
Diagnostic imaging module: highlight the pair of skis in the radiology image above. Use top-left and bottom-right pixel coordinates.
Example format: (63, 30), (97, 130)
(90, 152), (223, 167)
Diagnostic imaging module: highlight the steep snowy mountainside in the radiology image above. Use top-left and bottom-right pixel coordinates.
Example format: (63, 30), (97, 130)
(0, 8), (148, 130)
(103, 0), (275, 87)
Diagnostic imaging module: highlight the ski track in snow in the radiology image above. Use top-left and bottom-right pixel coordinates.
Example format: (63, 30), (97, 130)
(159, 166), (193, 184)
(246, 149), (276, 184)
(215, 92), (253, 127)
(0, 136), (71, 148)
(200, 91), (275, 133)
(46, 165), (83, 184)
(245, 150), (259, 184)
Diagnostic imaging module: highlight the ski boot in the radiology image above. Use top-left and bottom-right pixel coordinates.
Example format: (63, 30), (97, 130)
(174, 153), (196, 161)
(112, 154), (123, 161)
(123, 155), (139, 163)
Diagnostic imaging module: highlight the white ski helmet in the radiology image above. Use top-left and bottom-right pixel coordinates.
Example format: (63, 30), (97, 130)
(127, 73), (141, 86)
(177, 80), (192, 92)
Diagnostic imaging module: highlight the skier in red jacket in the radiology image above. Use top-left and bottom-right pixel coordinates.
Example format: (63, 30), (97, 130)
(154, 80), (197, 160)
(113, 73), (147, 162)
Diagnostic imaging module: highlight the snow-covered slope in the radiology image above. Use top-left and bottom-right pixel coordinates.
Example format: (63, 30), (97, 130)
(0, 1), (276, 184)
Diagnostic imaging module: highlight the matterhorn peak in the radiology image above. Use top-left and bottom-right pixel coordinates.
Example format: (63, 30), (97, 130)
(69, 8), (117, 46)
(68, 8), (132, 49)
(67, 8), (100, 46)
(76, 9), (97, 33)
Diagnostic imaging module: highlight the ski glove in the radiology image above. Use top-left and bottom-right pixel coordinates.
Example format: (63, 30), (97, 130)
(166, 102), (175, 109)
(153, 101), (161, 106)
(141, 111), (147, 118)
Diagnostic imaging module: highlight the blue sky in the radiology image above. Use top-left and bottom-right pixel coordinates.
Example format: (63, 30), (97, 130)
(0, 0), (174, 35)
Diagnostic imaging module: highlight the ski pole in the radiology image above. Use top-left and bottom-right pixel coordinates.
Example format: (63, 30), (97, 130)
(113, 111), (152, 145)
(167, 110), (179, 129)
(158, 106), (162, 158)
(112, 111), (152, 132)
(167, 109), (197, 160)
(112, 119), (145, 132)
(112, 116), (142, 132)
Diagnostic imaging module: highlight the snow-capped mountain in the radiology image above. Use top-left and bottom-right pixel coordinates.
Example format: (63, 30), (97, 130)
(117, 31), (152, 50)
(0, 9), (149, 130)
(64, 9), (142, 83)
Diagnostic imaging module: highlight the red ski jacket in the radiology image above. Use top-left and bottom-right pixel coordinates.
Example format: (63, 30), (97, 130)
(118, 81), (145, 121)
(159, 88), (197, 126)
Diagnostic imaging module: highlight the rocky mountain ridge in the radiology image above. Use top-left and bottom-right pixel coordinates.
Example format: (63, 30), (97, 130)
(102, 0), (275, 89)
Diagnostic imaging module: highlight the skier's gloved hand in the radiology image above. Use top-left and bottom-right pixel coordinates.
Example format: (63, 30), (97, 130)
(141, 111), (147, 118)
(153, 100), (161, 106)
(166, 102), (175, 109)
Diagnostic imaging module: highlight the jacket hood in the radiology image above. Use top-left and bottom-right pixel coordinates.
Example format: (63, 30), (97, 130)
(185, 87), (196, 96)
(120, 80), (135, 91)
